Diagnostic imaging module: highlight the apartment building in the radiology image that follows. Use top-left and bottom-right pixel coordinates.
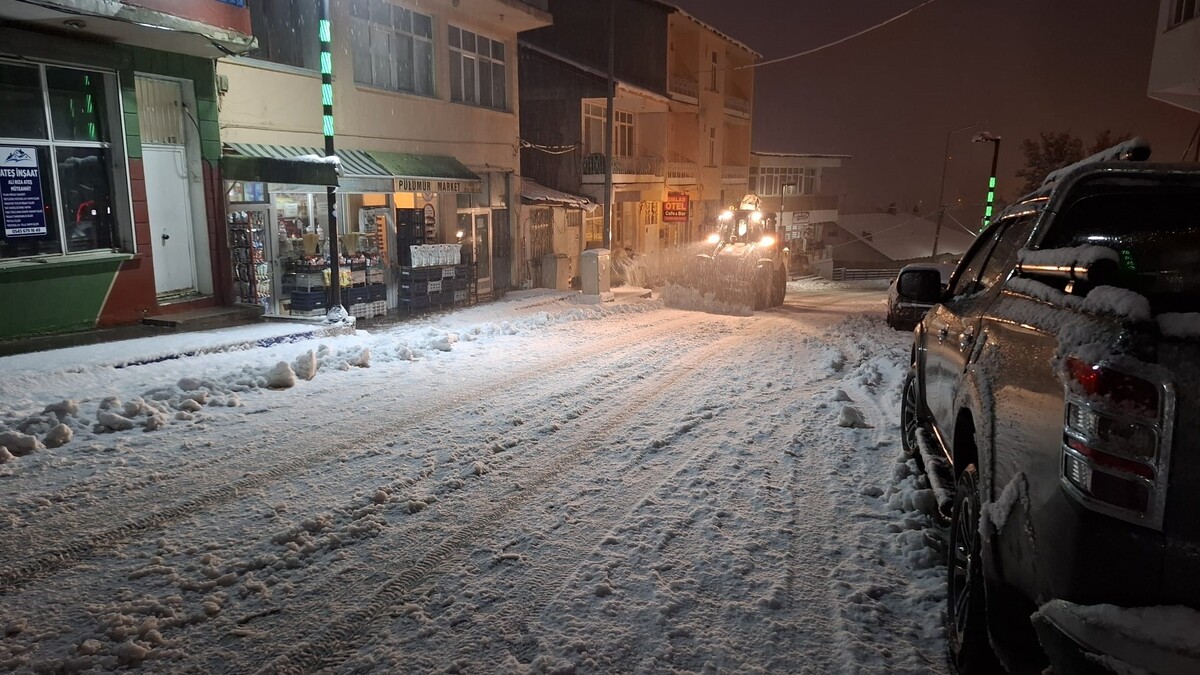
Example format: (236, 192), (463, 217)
(218, 0), (550, 314)
(1149, 0), (1200, 115)
(518, 0), (757, 285)
(749, 152), (846, 272)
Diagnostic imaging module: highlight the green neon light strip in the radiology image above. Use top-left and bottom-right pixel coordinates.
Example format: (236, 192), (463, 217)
(322, 83), (333, 106)
(319, 19), (331, 43)
(987, 191), (994, 201)
(988, 176), (996, 188)
(323, 115), (335, 137)
(321, 53), (332, 75)
(985, 206), (993, 217)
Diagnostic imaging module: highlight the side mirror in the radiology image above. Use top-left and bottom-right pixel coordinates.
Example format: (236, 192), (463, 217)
(898, 269), (943, 303)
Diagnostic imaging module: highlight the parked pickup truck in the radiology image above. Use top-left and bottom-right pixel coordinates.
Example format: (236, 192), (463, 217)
(899, 139), (1200, 673)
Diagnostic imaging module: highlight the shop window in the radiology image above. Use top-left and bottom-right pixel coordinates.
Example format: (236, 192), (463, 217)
(350, 0), (435, 96)
(449, 25), (506, 110)
(585, 209), (603, 244)
(249, 0), (320, 70)
(0, 61), (123, 260)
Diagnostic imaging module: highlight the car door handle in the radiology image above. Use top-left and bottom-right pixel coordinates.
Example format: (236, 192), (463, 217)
(959, 327), (975, 352)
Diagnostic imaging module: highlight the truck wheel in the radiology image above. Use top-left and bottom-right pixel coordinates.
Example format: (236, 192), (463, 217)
(900, 368), (922, 458)
(948, 464), (1001, 674)
(752, 270), (772, 310)
(771, 268), (786, 306)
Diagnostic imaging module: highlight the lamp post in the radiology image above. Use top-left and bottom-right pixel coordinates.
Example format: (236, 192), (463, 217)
(932, 121), (983, 257)
(972, 131), (1001, 231)
(318, 0), (344, 323)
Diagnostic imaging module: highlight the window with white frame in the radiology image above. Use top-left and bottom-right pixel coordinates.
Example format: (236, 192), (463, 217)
(0, 60), (126, 259)
(582, 103), (633, 156)
(753, 166), (816, 196)
(585, 209), (603, 244)
(1172, 0), (1199, 27)
(349, 0), (434, 96)
(449, 25), (506, 110)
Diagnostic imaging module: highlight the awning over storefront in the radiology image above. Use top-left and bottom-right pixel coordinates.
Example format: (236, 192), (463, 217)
(223, 143), (400, 192)
(223, 144), (483, 194)
(521, 178), (598, 211)
(368, 152), (482, 194)
(220, 151), (339, 187)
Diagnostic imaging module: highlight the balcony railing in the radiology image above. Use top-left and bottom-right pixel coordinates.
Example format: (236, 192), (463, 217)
(722, 165), (749, 184)
(782, 194), (841, 211)
(666, 160), (698, 184)
(669, 74), (699, 101)
(581, 154), (665, 178)
(724, 94), (751, 117)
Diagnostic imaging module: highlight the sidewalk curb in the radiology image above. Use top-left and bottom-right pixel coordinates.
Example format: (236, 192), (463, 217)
(112, 323), (357, 369)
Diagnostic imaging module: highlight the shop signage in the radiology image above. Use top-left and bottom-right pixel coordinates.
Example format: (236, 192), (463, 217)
(216, 0), (245, 6)
(663, 191), (689, 223)
(397, 177), (482, 194)
(423, 203), (436, 225)
(0, 146), (47, 238)
(792, 211), (811, 224)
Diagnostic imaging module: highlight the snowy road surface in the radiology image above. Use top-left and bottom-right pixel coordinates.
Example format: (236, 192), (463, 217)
(0, 283), (948, 673)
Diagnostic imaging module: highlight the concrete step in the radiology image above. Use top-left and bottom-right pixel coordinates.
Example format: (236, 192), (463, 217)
(142, 304), (263, 331)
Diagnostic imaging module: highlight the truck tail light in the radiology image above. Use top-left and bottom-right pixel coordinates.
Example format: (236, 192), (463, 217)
(1060, 357), (1171, 528)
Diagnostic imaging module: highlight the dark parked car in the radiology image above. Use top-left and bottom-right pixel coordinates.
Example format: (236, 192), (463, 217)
(900, 139), (1200, 673)
(886, 263), (955, 331)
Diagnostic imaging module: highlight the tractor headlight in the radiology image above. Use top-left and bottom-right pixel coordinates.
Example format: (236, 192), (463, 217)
(706, 233), (721, 244)
(720, 210), (733, 221)
(751, 211), (763, 223)
(759, 235), (776, 247)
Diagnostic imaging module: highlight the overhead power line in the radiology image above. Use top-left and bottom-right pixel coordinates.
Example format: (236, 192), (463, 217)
(735, 0), (938, 71)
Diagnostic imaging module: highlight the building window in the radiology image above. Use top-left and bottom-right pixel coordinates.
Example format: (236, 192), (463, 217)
(0, 61), (123, 260)
(709, 52), (719, 91)
(582, 104), (633, 156)
(449, 26), (506, 110)
(349, 1), (435, 96)
(708, 127), (717, 165)
(249, 0), (319, 70)
(585, 209), (603, 244)
(1172, 0), (1200, 26)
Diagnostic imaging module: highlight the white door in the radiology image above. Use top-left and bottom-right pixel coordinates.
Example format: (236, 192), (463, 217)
(145, 144), (197, 295)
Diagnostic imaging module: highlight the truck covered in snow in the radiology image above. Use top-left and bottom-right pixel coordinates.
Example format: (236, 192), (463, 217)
(899, 139), (1200, 673)
(687, 196), (788, 310)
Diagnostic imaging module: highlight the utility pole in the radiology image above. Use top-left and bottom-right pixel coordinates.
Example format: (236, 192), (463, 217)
(932, 121), (982, 257)
(973, 132), (1001, 231)
(319, 0), (344, 322)
(603, 0), (615, 250)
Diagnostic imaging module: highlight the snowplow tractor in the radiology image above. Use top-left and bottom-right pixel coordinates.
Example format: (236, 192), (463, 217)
(682, 201), (788, 310)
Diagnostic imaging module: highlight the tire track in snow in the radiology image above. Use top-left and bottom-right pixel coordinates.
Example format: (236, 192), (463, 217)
(0, 313), (711, 594)
(252, 319), (761, 674)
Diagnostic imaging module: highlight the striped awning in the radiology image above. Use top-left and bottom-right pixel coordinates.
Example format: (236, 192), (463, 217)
(224, 143), (389, 179)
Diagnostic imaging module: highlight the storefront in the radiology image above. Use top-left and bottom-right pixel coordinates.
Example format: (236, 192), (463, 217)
(221, 144), (490, 318)
(0, 14), (249, 340)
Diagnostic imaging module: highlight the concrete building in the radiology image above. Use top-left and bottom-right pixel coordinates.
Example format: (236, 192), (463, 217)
(218, 0), (551, 314)
(749, 152), (847, 273)
(0, 0), (256, 340)
(1149, 0), (1200, 114)
(518, 0), (757, 287)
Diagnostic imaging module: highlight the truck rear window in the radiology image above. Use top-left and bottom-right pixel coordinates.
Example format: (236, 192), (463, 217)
(1041, 189), (1200, 312)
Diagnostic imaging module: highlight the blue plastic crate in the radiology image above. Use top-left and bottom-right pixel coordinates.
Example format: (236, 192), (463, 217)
(290, 290), (326, 310)
(400, 281), (428, 295)
(346, 287), (370, 305)
(368, 284), (387, 301)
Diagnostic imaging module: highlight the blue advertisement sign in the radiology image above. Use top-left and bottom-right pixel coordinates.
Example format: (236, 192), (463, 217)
(1, 146), (48, 238)
(216, 0), (245, 6)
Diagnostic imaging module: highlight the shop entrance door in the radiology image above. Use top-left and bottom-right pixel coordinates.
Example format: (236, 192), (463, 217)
(460, 210), (491, 297)
(137, 76), (198, 298)
(145, 144), (197, 296)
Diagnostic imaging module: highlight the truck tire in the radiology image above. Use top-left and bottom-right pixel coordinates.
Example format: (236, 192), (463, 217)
(900, 368), (922, 458)
(771, 268), (786, 306)
(753, 271), (771, 310)
(948, 464), (1002, 674)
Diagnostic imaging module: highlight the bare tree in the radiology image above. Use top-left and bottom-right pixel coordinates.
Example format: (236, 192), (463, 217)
(1015, 130), (1132, 194)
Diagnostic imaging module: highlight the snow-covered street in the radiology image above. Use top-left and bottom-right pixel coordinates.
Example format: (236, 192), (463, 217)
(0, 283), (949, 674)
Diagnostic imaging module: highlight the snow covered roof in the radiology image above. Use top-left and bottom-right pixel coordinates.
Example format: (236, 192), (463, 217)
(837, 213), (976, 262)
(521, 178), (598, 211)
(752, 151), (853, 160)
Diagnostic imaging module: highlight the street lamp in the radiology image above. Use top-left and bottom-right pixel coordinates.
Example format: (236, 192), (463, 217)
(932, 121), (983, 257)
(972, 131), (1001, 231)
(318, 0), (345, 323)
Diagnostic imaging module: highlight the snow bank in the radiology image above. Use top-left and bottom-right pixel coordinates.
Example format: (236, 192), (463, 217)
(1005, 278), (1151, 322)
(1035, 600), (1200, 672)
(1158, 313), (1200, 338)
(1017, 245), (1119, 268)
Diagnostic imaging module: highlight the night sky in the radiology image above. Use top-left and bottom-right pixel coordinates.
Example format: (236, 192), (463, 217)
(669, 0), (1198, 218)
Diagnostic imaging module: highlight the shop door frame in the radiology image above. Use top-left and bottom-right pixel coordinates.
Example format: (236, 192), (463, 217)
(459, 207), (491, 297)
(134, 73), (213, 298)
